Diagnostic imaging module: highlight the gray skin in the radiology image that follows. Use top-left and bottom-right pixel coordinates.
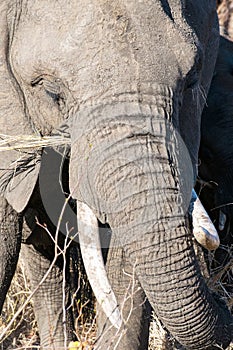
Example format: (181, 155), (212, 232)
(199, 35), (233, 296)
(0, 1), (233, 349)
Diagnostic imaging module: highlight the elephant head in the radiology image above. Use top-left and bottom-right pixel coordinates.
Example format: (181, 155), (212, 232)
(0, 1), (233, 349)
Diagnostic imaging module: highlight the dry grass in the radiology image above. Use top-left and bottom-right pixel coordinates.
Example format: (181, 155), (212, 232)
(0, 134), (70, 152)
(0, 255), (39, 350)
(1, 242), (233, 350)
(217, 0), (233, 39)
(0, 253), (96, 350)
(149, 313), (177, 350)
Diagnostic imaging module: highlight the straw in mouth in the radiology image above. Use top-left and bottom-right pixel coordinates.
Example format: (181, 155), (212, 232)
(0, 134), (70, 151)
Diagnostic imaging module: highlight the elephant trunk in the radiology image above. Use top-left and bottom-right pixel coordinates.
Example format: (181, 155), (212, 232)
(69, 102), (233, 349)
(120, 209), (232, 349)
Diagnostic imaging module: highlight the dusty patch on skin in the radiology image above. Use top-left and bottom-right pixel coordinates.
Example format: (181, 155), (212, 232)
(218, 0), (233, 39)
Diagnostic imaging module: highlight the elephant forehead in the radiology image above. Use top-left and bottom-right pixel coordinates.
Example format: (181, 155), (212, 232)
(10, 2), (96, 81)
(10, 0), (201, 98)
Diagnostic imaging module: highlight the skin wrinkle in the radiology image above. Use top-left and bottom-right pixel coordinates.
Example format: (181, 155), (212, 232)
(145, 135), (161, 223)
(78, 91), (175, 134)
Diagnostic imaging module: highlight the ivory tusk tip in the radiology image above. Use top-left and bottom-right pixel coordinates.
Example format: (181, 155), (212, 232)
(192, 189), (220, 251)
(98, 292), (122, 329)
(108, 308), (122, 330)
(193, 226), (220, 250)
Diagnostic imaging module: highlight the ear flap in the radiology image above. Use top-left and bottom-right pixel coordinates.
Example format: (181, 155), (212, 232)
(0, 3), (40, 212)
(0, 155), (40, 212)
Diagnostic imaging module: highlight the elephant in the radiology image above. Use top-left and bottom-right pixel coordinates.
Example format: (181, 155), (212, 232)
(0, 1), (233, 349)
(198, 34), (233, 296)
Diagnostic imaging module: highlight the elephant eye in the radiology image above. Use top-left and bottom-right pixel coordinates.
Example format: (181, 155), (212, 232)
(31, 76), (65, 111)
(31, 76), (61, 96)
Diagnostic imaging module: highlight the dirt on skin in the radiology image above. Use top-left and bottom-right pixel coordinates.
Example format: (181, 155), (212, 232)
(217, 0), (233, 39)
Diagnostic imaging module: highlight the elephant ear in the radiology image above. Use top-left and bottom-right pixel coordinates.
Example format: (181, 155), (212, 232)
(0, 153), (41, 212)
(0, 3), (40, 212)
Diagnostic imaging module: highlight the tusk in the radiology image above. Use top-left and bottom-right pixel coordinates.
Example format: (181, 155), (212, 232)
(219, 210), (227, 231)
(191, 189), (220, 250)
(76, 200), (122, 329)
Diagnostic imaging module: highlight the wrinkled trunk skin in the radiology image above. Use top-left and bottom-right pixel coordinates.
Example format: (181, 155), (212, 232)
(0, 197), (22, 313)
(70, 102), (233, 349)
(96, 241), (152, 350)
